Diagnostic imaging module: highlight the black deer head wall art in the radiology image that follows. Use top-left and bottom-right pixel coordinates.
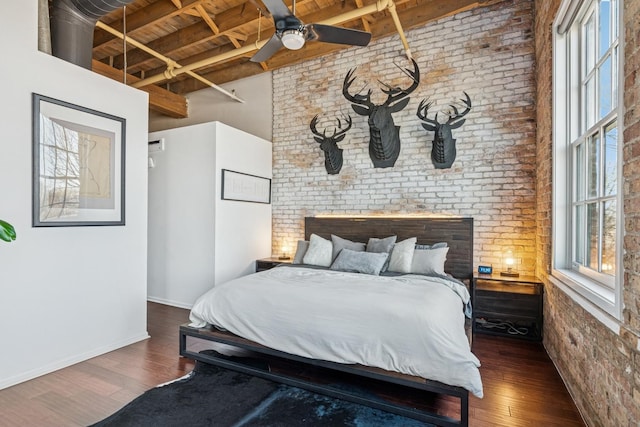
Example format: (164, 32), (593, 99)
(342, 58), (420, 168)
(309, 114), (352, 175)
(416, 92), (472, 169)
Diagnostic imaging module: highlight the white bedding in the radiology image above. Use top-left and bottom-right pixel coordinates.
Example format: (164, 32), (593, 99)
(189, 266), (483, 398)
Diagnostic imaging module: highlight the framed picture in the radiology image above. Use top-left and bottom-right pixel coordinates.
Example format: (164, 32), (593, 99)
(221, 169), (271, 204)
(32, 93), (126, 226)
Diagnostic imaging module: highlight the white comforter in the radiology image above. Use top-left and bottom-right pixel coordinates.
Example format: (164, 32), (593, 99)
(189, 266), (483, 398)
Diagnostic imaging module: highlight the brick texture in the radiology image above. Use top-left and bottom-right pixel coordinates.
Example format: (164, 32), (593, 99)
(272, 0), (537, 275)
(535, 0), (640, 425)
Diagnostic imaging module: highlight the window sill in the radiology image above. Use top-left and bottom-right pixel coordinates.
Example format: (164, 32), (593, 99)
(550, 269), (622, 335)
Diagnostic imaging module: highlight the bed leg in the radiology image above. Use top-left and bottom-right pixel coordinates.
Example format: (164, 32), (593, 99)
(179, 329), (187, 357)
(460, 391), (469, 427)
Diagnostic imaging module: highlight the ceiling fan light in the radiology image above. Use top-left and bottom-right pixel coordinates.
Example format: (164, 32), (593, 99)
(281, 29), (306, 50)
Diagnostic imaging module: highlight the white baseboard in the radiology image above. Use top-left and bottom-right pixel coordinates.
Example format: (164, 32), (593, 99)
(0, 332), (150, 391)
(147, 296), (193, 309)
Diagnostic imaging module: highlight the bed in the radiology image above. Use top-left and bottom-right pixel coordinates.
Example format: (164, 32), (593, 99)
(179, 217), (480, 427)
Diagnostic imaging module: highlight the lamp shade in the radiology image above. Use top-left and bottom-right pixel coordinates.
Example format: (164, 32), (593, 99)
(500, 249), (519, 277)
(281, 30), (305, 50)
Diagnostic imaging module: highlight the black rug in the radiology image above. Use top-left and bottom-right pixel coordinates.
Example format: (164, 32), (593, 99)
(91, 351), (433, 427)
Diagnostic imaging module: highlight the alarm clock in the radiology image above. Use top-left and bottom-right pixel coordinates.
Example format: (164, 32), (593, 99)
(478, 265), (493, 274)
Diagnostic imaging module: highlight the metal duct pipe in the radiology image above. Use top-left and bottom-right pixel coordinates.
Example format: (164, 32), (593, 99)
(50, 0), (133, 69)
(38, 0), (52, 54)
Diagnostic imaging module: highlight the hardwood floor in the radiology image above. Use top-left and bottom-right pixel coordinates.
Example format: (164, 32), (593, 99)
(0, 302), (584, 427)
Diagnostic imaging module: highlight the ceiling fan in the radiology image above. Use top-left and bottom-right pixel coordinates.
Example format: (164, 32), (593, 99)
(250, 0), (372, 63)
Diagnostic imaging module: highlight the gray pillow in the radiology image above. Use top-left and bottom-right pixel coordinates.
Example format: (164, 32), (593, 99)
(415, 242), (448, 250)
(366, 235), (397, 253)
(330, 249), (389, 275)
(411, 246), (449, 275)
(331, 234), (366, 261)
(388, 237), (417, 273)
(366, 235), (397, 272)
(302, 234), (333, 267)
(292, 240), (309, 264)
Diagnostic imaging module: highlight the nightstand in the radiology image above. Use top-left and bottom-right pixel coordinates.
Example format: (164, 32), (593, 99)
(256, 257), (293, 272)
(472, 273), (543, 341)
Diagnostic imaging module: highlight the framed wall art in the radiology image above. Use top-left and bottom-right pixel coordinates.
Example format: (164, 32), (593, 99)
(32, 93), (126, 226)
(221, 169), (271, 204)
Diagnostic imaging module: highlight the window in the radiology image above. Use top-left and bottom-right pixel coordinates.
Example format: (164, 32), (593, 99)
(553, 0), (623, 319)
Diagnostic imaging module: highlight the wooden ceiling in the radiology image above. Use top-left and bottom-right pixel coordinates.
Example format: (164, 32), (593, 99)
(91, 0), (500, 117)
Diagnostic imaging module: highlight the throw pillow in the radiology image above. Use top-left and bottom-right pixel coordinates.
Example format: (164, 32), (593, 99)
(415, 242), (448, 250)
(292, 240), (310, 264)
(302, 234), (333, 267)
(388, 237), (418, 273)
(366, 235), (397, 253)
(331, 234), (366, 261)
(366, 235), (397, 272)
(330, 249), (389, 275)
(411, 246), (449, 276)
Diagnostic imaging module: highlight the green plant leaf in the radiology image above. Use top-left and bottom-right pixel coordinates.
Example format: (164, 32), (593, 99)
(0, 229), (11, 242)
(0, 220), (16, 242)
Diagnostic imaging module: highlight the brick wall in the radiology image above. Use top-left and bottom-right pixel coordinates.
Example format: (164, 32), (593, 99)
(272, 0), (537, 275)
(535, 0), (640, 425)
(622, 0), (640, 340)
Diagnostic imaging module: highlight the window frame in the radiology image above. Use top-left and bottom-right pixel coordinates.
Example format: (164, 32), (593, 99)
(552, 0), (624, 320)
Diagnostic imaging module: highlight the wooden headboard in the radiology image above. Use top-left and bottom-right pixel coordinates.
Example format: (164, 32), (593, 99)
(305, 217), (474, 281)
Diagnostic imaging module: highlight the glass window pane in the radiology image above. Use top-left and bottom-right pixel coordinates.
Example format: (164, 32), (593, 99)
(586, 202), (600, 270)
(588, 134), (600, 198)
(574, 204), (585, 265)
(602, 199), (616, 275)
(584, 12), (596, 74)
(564, 0), (620, 288)
(599, 0), (611, 58)
(611, 0), (618, 39)
(599, 55), (612, 119)
(604, 122), (617, 196)
(585, 77), (596, 130)
(612, 46), (618, 109)
(576, 142), (586, 201)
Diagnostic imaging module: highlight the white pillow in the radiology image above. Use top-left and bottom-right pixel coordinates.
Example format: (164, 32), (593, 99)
(292, 240), (309, 264)
(302, 234), (333, 267)
(411, 246), (449, 275)
(387, 237), (417, 273)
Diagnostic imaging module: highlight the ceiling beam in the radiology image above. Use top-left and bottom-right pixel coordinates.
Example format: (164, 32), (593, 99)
(94, 0), (214, 49)
(110, 21), (232, 71)
(104, 0), (319, 71)
(91, 0), (504, 114)
(136, 0), (376, 86)
(168, 0), (501, 92)
(92, 60), (188, 118)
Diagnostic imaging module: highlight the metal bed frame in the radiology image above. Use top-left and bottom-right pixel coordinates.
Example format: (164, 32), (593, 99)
(179, 216), (475, 427)
(179, 325), (469, 427)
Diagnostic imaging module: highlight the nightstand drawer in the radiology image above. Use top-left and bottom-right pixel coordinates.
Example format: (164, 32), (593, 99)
(474, 290), (540, 318)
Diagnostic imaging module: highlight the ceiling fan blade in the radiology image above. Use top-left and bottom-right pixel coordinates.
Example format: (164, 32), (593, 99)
(307, 24), (372, 46)
(250, 33), (284, 62)
(261, 0), (293, 21)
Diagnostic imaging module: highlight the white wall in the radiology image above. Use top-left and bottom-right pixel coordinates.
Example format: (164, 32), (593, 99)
(148, 73), (273, 141)
(148, 122), (272, 308)
(0, 3), (149, 389)
(214, 123), (273, 284)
